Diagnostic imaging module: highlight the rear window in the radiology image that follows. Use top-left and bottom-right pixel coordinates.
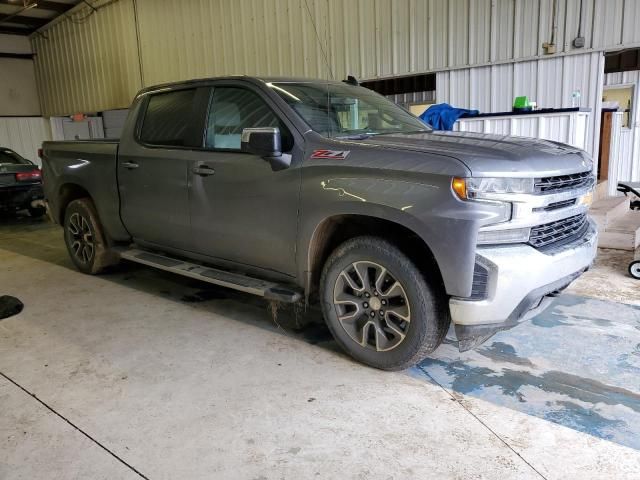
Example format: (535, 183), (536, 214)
(139, 89), (196, 146)
(0, 150), (28, 165)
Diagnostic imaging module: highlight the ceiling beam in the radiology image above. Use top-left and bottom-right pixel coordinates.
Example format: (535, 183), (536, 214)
(0, 0), (72, 14)
(0, 51), (34, 59)
(0, 15), (49, 28)
(0, 25), (32, 35)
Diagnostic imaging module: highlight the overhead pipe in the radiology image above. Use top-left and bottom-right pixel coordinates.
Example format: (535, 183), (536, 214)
(543, 0), (559, 54)
(0, 2), (38, 27)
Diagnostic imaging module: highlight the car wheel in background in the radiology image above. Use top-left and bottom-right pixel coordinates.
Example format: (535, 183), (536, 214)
(28, 206), (46, 218)
(629, 260), (640, 280)
(320, 236), (450, 370)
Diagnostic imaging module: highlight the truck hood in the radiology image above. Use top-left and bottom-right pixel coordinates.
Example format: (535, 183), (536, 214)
(352, 131), (592, 177)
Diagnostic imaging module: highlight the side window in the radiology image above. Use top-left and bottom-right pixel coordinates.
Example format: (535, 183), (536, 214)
(205, 87), (293, 151)
(140, 89), (196, 146)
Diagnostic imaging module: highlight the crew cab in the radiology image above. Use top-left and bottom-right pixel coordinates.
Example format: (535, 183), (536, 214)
(41, 76), (597, 370)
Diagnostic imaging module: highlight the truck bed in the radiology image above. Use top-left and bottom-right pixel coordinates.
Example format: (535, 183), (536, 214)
(41, 140), (128, 241)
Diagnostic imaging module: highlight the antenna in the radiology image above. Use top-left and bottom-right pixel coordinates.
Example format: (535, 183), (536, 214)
(343, 75), (359, 86)
(302, 0), (334, 80)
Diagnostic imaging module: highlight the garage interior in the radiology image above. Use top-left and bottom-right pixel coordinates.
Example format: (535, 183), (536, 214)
(2, 0), (640, 479)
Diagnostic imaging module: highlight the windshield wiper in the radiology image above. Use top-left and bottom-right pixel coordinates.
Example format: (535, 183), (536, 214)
(334, 132), (380, 140)
(399, 129), (431, 134)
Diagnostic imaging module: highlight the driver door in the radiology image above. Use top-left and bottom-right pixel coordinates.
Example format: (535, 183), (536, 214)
(188, 84), (302, 277)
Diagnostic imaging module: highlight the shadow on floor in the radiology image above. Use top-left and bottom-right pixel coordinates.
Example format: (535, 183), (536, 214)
(3, 218), (640, 450)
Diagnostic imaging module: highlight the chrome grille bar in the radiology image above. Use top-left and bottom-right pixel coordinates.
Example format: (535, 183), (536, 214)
(528, 214), (588, 248)
(534, 172), (593, 193)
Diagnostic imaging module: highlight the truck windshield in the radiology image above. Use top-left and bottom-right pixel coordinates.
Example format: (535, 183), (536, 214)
(268, 82), (430, 138)
(0, 150), (29, 165)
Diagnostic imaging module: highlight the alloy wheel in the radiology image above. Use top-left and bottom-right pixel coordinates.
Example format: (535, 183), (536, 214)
(67, 212), (95, 264)
(332, 261), (411, 352)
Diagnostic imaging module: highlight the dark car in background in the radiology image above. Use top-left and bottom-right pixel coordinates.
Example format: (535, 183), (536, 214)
(0, 147), (46, 218)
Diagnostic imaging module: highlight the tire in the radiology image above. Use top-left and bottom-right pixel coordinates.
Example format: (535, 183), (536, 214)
(629, 260), (640, 280)
(63, 198), (119, 274)
(28, 206), (46, 218)
(320, 236), (450, 370)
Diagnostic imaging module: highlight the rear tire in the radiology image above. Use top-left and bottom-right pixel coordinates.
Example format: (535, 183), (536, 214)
(320, 236), (450, 370)
(63, 198), (119, 274)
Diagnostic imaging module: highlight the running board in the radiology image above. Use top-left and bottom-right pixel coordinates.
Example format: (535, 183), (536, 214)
(119, 248), (302, 303)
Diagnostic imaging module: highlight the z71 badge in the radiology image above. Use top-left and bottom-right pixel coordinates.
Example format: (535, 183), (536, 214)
(310, 149), (350, 160)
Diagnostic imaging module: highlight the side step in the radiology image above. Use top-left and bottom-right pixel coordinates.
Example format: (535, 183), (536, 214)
(119, 248), (302, 303)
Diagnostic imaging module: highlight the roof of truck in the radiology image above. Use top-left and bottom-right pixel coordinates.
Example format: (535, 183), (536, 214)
(136, 76), (351, 97)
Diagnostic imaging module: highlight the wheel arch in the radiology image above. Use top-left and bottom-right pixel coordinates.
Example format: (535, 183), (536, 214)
(58, 183), (92, 224)
(304, 213), (445, 299)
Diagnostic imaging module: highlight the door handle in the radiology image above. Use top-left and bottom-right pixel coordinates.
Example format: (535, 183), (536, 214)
(192, 165), (215, 176)
(122, 161), (139, 169)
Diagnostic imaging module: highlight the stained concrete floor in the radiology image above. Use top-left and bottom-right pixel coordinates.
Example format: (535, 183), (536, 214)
(1, 215), (640, 479)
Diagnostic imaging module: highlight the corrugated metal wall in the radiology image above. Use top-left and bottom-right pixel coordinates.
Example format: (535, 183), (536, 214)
(134, 0), (640, 84)
(31, 0), (141, 116)
(0, 117), (52, 166)
(31, 0), (640, 116)
(437, 52), (605, 156)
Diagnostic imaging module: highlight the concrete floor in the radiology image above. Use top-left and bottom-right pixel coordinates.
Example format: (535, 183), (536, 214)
(1, 215), (640, 479)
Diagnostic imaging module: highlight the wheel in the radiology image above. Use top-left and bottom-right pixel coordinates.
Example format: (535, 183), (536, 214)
(63, 198), (118, 274)
(629, 261), (640, 280)
(28, 206), (46, 218)
(320, 236), (450, 370)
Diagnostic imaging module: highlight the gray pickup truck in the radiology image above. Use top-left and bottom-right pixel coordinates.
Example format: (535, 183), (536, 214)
(42, 76), (597, 370)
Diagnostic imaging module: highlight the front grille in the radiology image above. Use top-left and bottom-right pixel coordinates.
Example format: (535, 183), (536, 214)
(533, 198), (577, 212)
(470, 261), (489, 300)
(529, 214), (589, 249)
(535, 171), (593, 193)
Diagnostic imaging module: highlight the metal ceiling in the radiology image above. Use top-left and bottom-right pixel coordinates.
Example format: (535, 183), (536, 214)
(0, 0), (82, 36)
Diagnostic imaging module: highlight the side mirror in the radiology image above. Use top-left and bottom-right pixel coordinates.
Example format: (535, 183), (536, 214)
(241, 127), (281, 157)
(241, 127), (291, 171)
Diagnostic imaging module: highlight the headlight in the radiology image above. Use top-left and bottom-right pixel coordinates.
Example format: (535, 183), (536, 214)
(453, 177), (534, 199)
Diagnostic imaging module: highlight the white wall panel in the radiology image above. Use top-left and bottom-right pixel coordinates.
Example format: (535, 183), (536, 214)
(0, 117), (51, 166)
(468, 0), (492, 65)
(0, 58), (40, 116)
(491, 0), (515, 61)
(448, 0), (469, 67)
(592, 0), (624, 48)
(30, 0), (640, 116)
(31, 0), (141, 116)
(513, 0), (539, 58)
(456, 111), (590, 150)
(623, 0), (640, 45)
(0, 34), (32, 54)
(437, 52), (604, 156)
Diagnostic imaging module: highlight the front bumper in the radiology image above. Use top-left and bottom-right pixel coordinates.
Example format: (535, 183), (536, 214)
(450, 218), (598, 349)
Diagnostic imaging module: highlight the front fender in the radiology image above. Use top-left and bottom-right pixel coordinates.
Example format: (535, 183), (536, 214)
(297, 174), (501, 298)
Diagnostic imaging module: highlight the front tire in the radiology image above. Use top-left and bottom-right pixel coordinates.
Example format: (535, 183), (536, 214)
(63, 198), (118, 274)
(320, 236), (450, 370)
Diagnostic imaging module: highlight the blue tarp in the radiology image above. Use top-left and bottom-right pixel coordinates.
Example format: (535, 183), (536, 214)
(419, 103), (479, 131)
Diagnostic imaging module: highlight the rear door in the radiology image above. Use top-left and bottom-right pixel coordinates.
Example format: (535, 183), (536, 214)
(117, 87), (209, 251)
